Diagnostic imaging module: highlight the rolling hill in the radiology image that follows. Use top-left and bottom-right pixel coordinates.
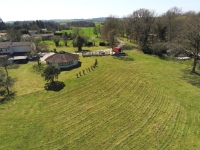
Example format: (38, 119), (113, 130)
(0, 50), (200, 149)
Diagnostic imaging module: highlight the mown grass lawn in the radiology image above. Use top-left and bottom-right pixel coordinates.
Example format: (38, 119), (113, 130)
(0, 49), (200, 149)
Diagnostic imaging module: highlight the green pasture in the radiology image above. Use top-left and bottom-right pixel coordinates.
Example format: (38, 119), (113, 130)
(1, 48), (200, 149)
(40, 38), (109, 53)
(61, 27), (95, 37)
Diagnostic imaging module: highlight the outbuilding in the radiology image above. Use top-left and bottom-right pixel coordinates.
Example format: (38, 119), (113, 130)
(45, 51), (79, 69)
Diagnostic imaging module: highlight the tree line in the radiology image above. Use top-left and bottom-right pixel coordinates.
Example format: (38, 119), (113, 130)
(101, 7), (200, 73)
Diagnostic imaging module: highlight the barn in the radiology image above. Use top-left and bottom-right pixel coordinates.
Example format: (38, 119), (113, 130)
(0, 42), (32, 64)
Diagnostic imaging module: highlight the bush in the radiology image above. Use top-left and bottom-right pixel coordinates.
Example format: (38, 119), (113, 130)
(85, 41), (93, 46)
(142, 45), (153, 54)
(54, 32), (63, 36)
(99, 42), (106, 46)
(152, 42), (167, 57)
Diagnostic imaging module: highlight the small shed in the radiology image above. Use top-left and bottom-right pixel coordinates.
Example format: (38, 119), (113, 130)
(45, 51), (79, 69)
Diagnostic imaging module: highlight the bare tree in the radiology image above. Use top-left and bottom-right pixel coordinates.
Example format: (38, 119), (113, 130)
(101, 16), (120, 49)
(182, 13), (200, 73)
(128, 9), (156, 53)
(162, 7), (183, 42)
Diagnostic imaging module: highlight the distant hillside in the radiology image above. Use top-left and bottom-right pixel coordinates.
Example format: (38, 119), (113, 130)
(53, 17), (107, 23)
(5, 17), (107, 23)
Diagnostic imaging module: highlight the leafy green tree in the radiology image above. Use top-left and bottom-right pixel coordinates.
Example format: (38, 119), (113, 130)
(73, 36), (86, 51)
(72, 27), (84, 37)
(34, 36), (42, 50)
(41, 65), (60, 83)
(62, 32), (68, 46)
(52, 36), (61, 47)
(93, 25), (98, 37)
(32, 36), (42, 66)
(0, 18), (6, 30)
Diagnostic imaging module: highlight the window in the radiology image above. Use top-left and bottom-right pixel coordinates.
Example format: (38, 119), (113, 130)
(59, 62), (65, 66)
(58, 61), (74, 66)
(69, 61), (73, 65)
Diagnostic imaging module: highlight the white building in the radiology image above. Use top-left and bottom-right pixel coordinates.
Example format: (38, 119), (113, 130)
(45, 51), (79, 69)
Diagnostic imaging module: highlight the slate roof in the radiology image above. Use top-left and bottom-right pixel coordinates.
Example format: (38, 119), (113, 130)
(0, 42), (31, 49)
(45, 51), (79, 63)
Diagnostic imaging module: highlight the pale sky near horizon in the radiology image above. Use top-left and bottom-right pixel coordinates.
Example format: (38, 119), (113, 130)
(1, 0), (200, 22)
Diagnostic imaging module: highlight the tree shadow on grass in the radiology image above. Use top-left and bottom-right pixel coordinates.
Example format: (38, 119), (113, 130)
(0, 91), (16, 104)
(181, 68), (200, 88)
(44, 81), (65, 91)
(113, 54), (134, 61)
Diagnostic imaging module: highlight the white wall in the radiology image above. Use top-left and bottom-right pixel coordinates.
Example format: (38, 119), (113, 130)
(47, 60), (79, 69)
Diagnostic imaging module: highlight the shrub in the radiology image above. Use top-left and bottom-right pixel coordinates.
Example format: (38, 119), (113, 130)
(99, 42), (106, 46)
(54, 32), (63, 36)
(85, 41), (93, 46)
(142, 45), (153, 54)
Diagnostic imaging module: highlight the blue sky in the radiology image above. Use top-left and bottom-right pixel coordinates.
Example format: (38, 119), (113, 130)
(1, 0), (200, 22)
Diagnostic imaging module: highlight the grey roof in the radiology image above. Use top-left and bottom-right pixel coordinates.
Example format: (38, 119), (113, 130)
(31, 34), (54, 37)
(45, 51), (79, 63)
(0, 42), (31, 49)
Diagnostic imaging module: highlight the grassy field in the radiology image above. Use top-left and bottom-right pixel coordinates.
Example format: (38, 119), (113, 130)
(1, 49), (200, 149)
(61, 27), (95, 38)
(40, 38), (110, 53)
(47, 26), (106, 52)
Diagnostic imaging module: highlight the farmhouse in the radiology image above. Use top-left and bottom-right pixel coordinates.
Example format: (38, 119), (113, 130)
(45, 51), (79, 69)
(0, 42), (33, 63)
(0, 42), (32, 54)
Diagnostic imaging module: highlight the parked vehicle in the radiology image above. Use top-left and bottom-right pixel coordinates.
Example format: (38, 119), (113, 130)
(113, 46), (122, 53)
